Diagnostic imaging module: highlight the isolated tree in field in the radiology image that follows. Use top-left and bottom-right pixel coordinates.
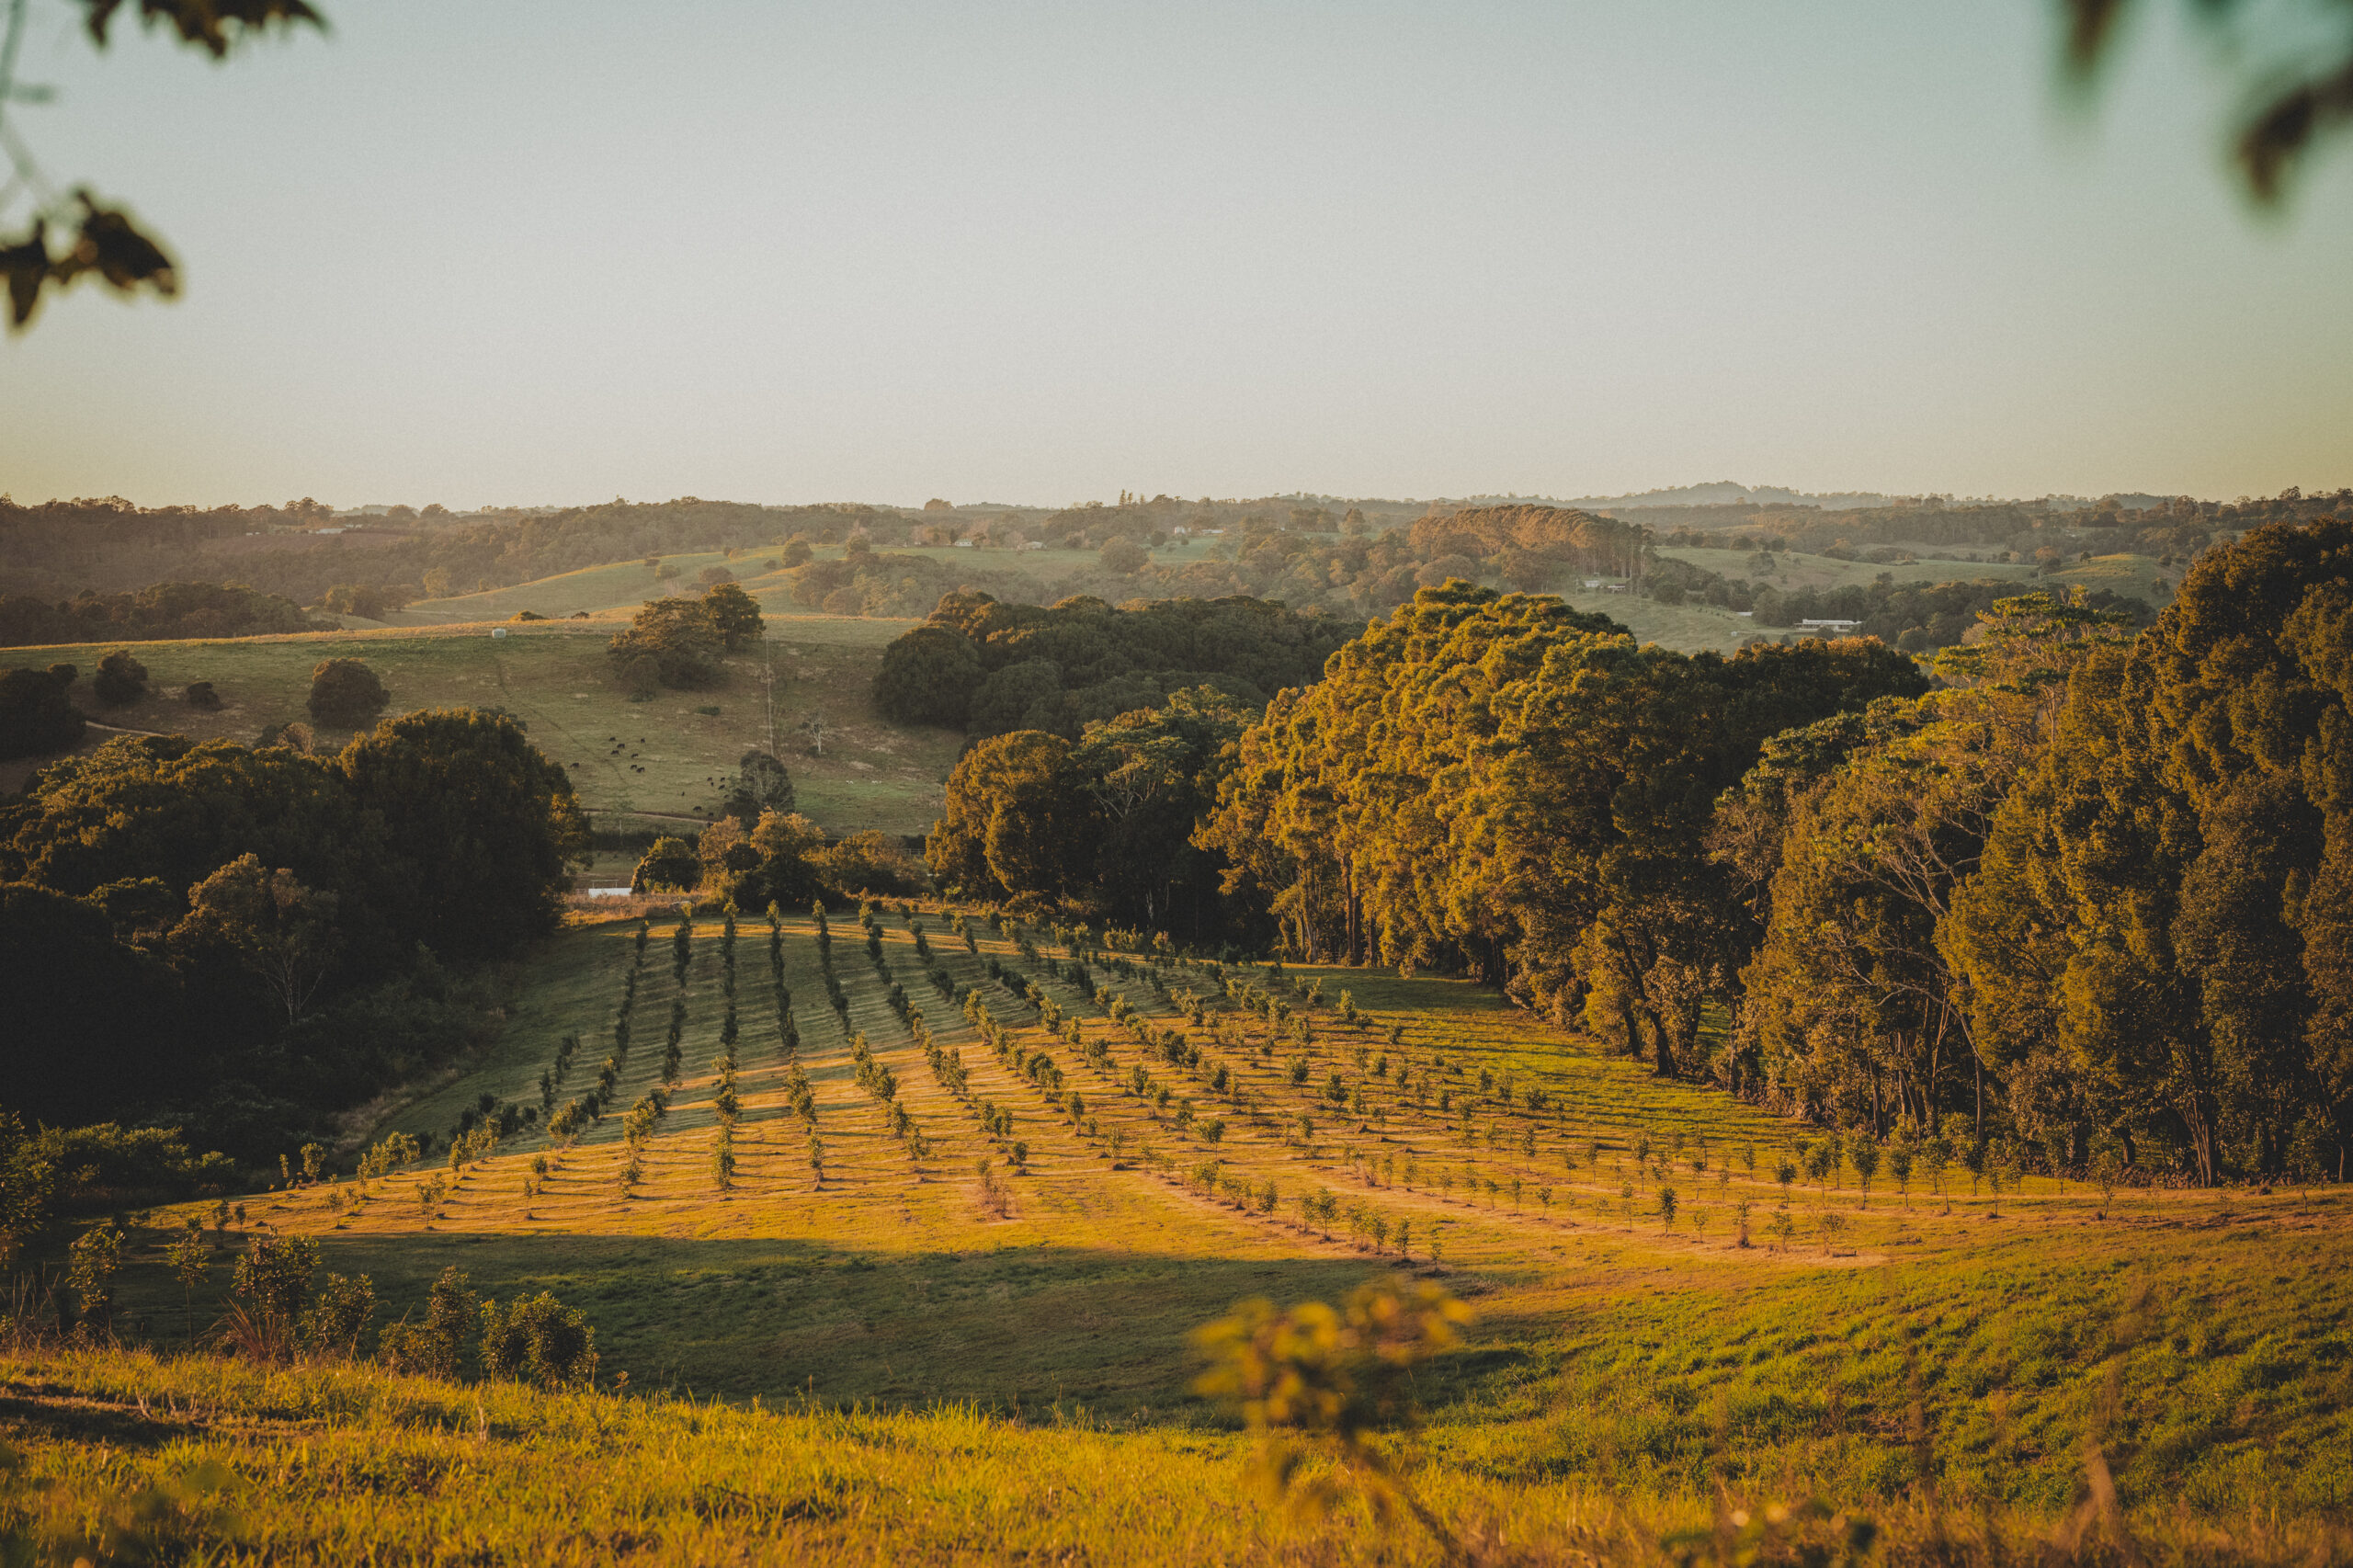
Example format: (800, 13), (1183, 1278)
(306, 657), (389, 728)
(701, 581), (766, 651)
(1099, 538), (1149, 575)
(607, 598), (724, 689)
(726, 748), (795, 827)
(92, 650), (147, 707)
(1850, 1137), (1881, 1207)
(171, 853), (341, 1023)
(1887, 1134), (1915, 1206)
(2091, 1143), (2123, 1215)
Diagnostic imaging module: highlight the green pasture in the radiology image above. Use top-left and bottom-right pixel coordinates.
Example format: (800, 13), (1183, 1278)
(0, 619), (954, 838)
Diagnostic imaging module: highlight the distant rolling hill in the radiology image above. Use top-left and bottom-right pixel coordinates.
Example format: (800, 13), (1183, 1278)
(0, 615), (961, 846)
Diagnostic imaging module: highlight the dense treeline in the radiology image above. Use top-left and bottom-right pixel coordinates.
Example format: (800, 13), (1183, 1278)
(1199, 546), (2353, 1181)
(1406, 504), (1650, 582)
(0, 582), (324, 646)
(939, 520), (2353, 1184)
(1196, 589), (1925, 1052)
(872, 592), (1353, 738)
(0, 496), (892, 608)
(1749, 577), (2152, 643)
(0, 709), (586, 1160)
(1635, 487), (2353, 561)
(1701, 523), (2353, 1182)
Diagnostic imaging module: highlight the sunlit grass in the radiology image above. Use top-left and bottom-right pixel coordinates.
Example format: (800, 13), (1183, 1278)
(96, 914), (2353, 1530)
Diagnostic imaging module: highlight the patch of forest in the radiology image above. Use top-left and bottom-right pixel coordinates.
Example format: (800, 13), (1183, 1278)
(917, 517), (2353, 1189)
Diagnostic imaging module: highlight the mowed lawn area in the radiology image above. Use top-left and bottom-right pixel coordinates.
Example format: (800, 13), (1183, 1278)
(0, 618), (958, 836)
(102, 910), (2353, 1526)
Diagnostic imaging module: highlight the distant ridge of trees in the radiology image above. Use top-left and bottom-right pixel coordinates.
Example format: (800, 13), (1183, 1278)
(0, 582), (324, 645)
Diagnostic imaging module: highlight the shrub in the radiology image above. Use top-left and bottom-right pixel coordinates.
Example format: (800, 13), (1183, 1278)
(631, 837), (701, 893)
(478, 1291), (597, 1387)
(300, 1272), (378, 1358)
(231, 1233), (320, 1358)
(305, 657), (389, 728)
(184, 680), (221, 709)
(64, 1224), (122, 1331)
(379, 1266), (476, 1378)
(92, 651), (147, 707)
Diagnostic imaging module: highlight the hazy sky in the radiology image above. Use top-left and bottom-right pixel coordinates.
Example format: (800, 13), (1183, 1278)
(4, 0), (2348, 508)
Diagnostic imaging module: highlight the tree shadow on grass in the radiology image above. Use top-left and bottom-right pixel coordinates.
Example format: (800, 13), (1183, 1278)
(106, 1232), (1528, 1419)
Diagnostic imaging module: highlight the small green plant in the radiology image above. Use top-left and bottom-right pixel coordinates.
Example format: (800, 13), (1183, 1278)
(229, 1233), (320, 1360)
(64, 1224), (123, 1335)
(300, 1273), (378, 1360)
(478, 1291), (598, 1387)
(165, 1221), (210, 1341)
(1192, 1281), (1472, 1553)
(380, 1266), (478, 1379)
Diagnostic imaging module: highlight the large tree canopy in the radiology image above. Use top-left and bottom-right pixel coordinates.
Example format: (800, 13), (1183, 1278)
(0, 706), (587, 1152)
(873, 591), (1353, 740)
(1944, 521), (2353, 1181)
(607, 598), (726, 690)
(339, 708), (590, 961)
(1199, 584), (1923, 1070)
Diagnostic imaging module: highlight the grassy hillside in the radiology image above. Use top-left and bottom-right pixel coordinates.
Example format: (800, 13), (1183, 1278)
(0, 618), (956, 838)
(7, 1341), (2336, 1566)
(81, 910), (2353, 1533)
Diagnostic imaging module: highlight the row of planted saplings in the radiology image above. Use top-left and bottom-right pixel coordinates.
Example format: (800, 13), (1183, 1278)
(1175, 1156), (1431, 1262)
(930, 997), (1040, 1218)
(1032, 945), (1259, 1168)
(540, 915), (658, 1147)
(1047, 932), (1757, 1247)
(833, 899), (941, 1182)
(1017, 945), (1202, 1160)
(812, 902), (852, 1024)
(905, 909), (1064, 1176)
(1033, 942), (1263, 1154)
(1052, 937), (1487, 1226)
(1062, 960), (1458, 1264)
